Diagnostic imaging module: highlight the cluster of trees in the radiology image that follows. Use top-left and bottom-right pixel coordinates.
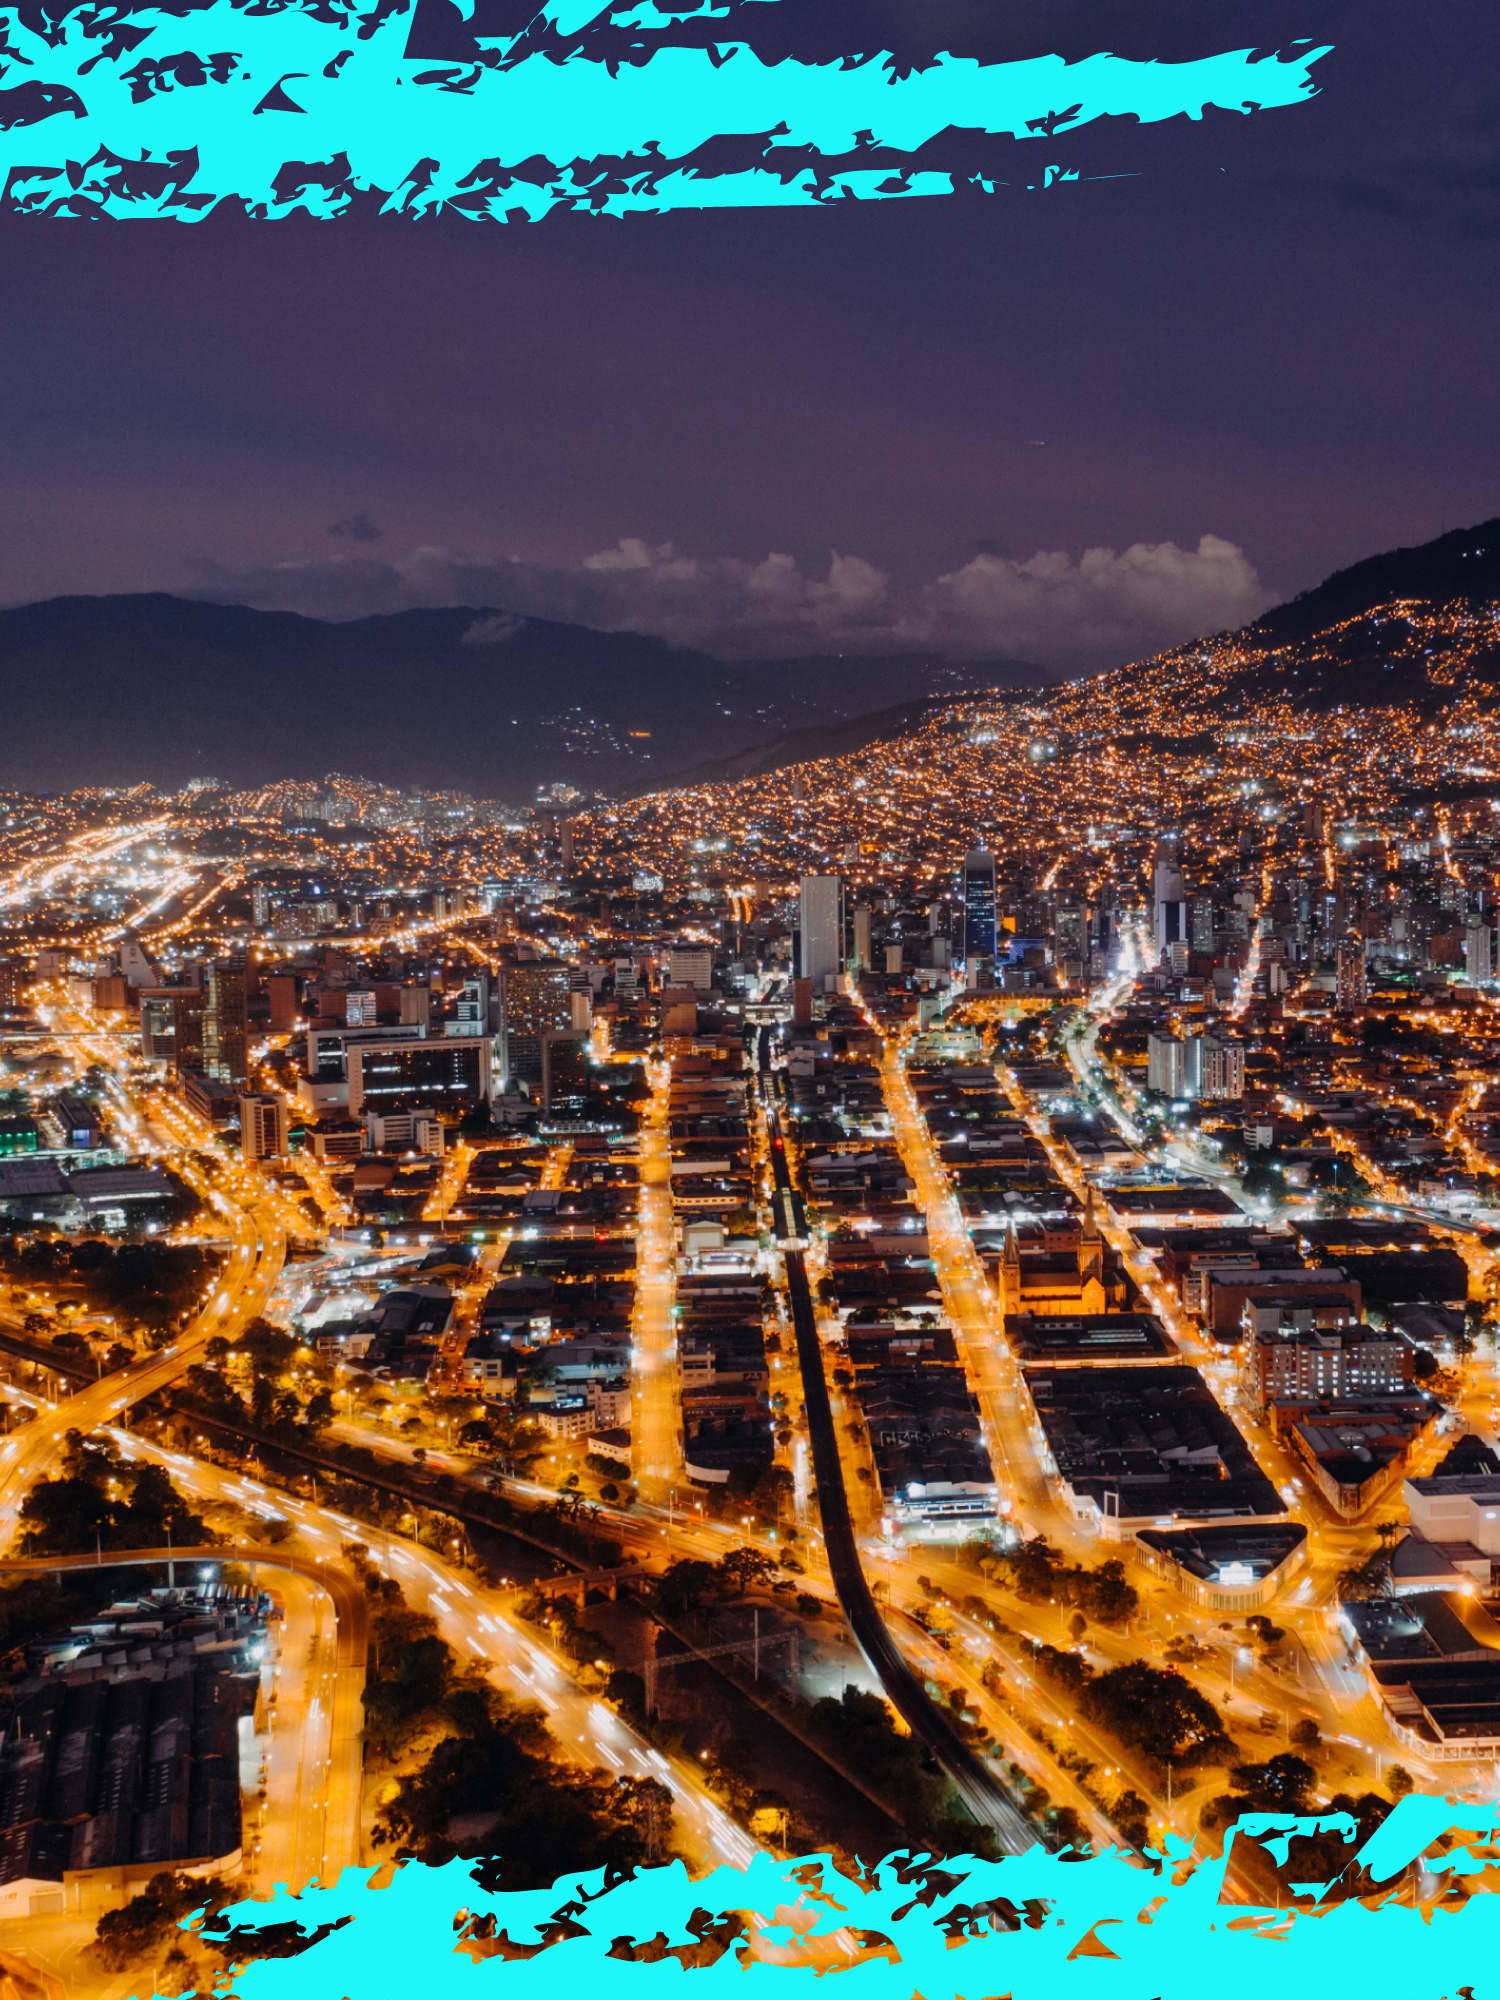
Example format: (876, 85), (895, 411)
(171, 1320), (334, 1446)
(804, 1687), (999, 1860)
(1082, 1661), (1231, 1768)
(1021, 1644), (1232, 1771)
(345, 1544), (675, 1886)
(0, 1237), (221, 1336)
(653, 1549), (786, 1619)
(979, 1536), (1139, 1627)
(1199, 1755), (1411, 1896)
(90, 1871), (217, 1982)
(17, 1432), (212, 1558)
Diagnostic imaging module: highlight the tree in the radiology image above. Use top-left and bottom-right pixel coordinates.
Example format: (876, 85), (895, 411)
(717, 1546), (776, 1595)
(1081, 1661), (1231, 1768)
(90, 1873), (207, 1974)
(376, 1676), (678, 1889)
(1291, 1717), (1321, 1751)
(1386, 1764), (1414, 1800)
(304, 1388), (335, 1431)
(1110, 1789), (1151, 1852)
(1075, 1559), (1138, 1626)
(1025, 1639), (1092, 1695)
(1246, 1614), (1285, 1651)
(994, 1535), (1062, 1601)
(657, 1560), (719, 1620)
(1067, 1612), (1087, 1642)
(1200, 1753), (1316, 1833)
(233, 1320), (299, 1380)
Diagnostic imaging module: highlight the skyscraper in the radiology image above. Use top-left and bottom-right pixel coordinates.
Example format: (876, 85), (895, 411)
(798, 876), (844, 991)
(1336, 935), (1367, 1012)
(204, 958), (248, 1087)
(240, 1092), (289, 1160)
(960, 851), (997, 962)
(497, 960), (573, 1089)
(1152, 837), (1188, 954)
(1465, 919), (1494, 986)
(1147, 1031), (1186, 1097)
(171, 987), (207, 1077)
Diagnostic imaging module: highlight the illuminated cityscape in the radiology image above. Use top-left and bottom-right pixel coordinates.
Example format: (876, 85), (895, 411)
(5, 552), (1500, 1980)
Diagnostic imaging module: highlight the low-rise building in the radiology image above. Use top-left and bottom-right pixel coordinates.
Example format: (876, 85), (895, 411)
(1005, 1312), (1177, 1366)
(1022, 1363), (1284, 1532)
(1284, 1397), (1439, 1517)
(0, 1584), (270, 1917)
(1134, 1522), (1308, 1612)
(1339, 1590), (1500, 1761)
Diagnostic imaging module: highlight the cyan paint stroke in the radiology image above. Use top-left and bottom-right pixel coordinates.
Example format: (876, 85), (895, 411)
(166, 1795), (1498, 2000)
(0, 4), (1332, 220)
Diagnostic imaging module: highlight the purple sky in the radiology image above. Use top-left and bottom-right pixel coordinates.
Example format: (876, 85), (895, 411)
(1, 0), (1496, 670)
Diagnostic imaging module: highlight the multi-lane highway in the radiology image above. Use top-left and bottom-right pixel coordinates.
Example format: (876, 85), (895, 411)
(113, 1439), (759, 1873)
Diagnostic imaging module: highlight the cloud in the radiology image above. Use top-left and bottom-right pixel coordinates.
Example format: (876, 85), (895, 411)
(184, 530), (1273, 673)
(327, 512), (382, 542)
(461, 612), (527, 646)
(913, 535), (1273, 667)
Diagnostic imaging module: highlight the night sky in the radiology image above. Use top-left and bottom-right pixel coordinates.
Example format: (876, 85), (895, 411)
(1, 0), (1496, 673)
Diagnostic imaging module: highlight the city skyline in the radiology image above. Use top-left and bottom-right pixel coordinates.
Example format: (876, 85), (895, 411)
(2, 0), (1499, 1981)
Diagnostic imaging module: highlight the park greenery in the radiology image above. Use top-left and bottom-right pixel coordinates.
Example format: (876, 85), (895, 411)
(974, 1534), (1140, 1626)
(1020, 1642), (1232, 1771)
(0, 1236), (221, 1340)
(803, 1686), (1000, 1860)
(16, 1431), (211, 1558)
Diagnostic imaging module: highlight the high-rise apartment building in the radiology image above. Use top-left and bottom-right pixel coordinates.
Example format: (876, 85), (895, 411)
(498, 960), (573, 1089)
(541, 1030), (592, 1111)
(960, 851), (997, 962)
(1199, 1034), (1246, 1100)
(267, 975), (300, 1031)
(203, 959), (248, 1088)
(1147, 1031), (1186, 1097)
(172, 988), (207, 1076)
(240, 1093), (289, 1161)
(1465, 919), (1494, 986)
(798, 877), (844, 991)
(1152, 837), (1188, 954)
(1336, 935), (1367, 1012)
(444, 974), (489, 1037)
(399, 984), (432, 1027)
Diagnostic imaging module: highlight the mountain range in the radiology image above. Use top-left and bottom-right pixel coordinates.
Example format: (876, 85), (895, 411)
(0, 594), (1047, 800)
(0, 512), (1496, 799)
